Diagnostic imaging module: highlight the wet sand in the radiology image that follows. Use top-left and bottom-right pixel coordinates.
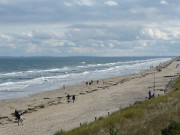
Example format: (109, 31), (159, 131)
(0, 58), (179, 135)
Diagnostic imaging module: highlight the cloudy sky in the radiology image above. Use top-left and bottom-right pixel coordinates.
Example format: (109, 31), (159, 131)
(0, 0), (179, 56)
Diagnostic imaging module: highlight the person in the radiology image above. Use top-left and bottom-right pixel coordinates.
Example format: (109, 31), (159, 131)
(14, 109), (23, 126)
(148, 90), (151, 99)
(66, 94), (71, 103)
(91, 80), (93, 84)
(72, 95), (76, 103)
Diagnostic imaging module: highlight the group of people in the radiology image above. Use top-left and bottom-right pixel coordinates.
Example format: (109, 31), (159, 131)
(176, 64), (179, 68)
(86, 80), (99, 86)
(66, 94), (76, 103)
(14, 94), (76, 126)
(148, 90), (154, 99)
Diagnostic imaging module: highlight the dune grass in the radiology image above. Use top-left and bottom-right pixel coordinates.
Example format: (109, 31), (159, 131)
(54, 77), (180, 135)
(176, 58), (180, 61)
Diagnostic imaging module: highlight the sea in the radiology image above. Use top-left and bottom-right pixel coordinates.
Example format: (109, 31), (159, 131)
(0, 56), (174, 100)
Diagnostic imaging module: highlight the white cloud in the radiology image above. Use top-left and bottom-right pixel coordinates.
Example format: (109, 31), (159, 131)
(100, 44), (104, 47)
(27, 44), (39, 54)
(70, 47), (94, 54)
(43, 39), (64, 47)
(104, 1), (118, 6)
(64, 2), (73, 7)
(141, 28), (169, 40)
(1, 0), (180, 56)
(74, 0), (95, 6)
(0, 34), (14, 41)
(160, 0), (168, 5)
(22, 32), (33, 37)
(143, 42), (147, 47)
(108, 43), (114, 47)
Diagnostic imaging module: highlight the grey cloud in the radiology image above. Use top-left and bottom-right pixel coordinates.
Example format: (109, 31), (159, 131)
(68, 24), (107, 29)
(66, 24), (142, 42)
(0, 0), (180, 24)
(1, 22), (180, 56)
(0, 0), (180, 56)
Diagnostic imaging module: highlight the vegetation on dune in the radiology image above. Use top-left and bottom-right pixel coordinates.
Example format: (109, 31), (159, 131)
(54, 77), (180, 135)
(161, 121), (180, 135)
(176, 58), (180, 61)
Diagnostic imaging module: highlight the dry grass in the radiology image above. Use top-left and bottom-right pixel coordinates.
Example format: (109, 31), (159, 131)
(54, 77), (180, 135)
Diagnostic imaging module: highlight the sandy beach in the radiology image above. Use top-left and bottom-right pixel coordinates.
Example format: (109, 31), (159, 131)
(0, 58), (179, 135)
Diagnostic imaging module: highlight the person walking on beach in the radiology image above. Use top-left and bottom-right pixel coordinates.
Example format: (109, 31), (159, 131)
(148, 90), (151, 99)
(14, 109), (24, 126)
(66, 94), (71, 103)
(72, 95), (76, 103)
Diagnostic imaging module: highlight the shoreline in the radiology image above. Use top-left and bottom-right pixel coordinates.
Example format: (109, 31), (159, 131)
(0, 58), (179, 135)
(0, 57), (173, 101)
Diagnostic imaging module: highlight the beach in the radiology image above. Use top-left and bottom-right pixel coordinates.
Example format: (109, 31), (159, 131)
(0, 58), (179, 135)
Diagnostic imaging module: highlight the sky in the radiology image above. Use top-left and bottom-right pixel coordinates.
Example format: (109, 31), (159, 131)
(0, 0), (180, 56)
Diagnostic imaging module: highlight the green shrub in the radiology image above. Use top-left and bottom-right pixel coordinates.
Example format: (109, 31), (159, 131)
(109, 127), (118, 135)
(161, 121), (180, 135)
(54, 130), (65, 135)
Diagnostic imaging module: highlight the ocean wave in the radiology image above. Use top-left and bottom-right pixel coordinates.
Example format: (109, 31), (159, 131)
(0, 58), (171, 79)
(0, 67), (71, 78)
(0, 57), (172, 98)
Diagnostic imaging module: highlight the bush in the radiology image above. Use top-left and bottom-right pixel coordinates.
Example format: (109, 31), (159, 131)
(109, 127), (118, 135)
(54, 130), (64, 135)
(161, 121), (180, 135)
